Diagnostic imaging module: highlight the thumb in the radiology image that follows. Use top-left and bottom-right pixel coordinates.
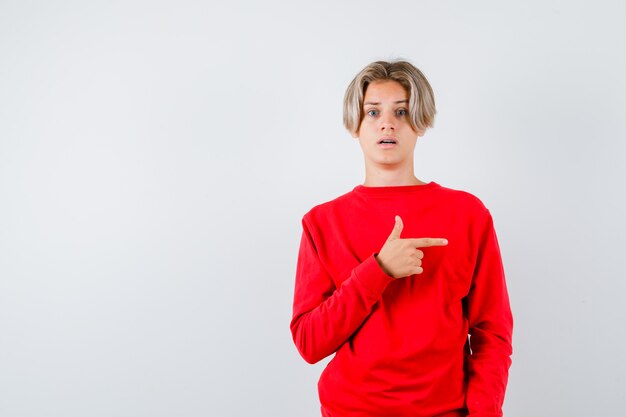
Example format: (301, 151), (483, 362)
(387, 215), (403, 241)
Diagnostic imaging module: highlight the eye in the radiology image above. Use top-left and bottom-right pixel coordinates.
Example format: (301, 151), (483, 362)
(366, 109), (379, 117)
(396, 108), (407, 117)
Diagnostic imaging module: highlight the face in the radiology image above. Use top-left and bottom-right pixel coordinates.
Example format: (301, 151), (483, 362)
(352, 80), (425, 169)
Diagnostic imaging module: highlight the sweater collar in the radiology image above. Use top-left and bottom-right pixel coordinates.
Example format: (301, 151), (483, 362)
(353, 181), (439, 196)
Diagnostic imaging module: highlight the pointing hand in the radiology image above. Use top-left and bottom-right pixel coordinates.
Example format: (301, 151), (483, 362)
(375, 215), (448, 279)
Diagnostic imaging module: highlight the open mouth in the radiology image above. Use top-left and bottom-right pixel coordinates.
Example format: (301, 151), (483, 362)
(378, 139), (397, 144)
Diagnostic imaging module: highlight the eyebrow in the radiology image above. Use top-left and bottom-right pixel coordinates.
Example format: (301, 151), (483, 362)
(363, 99), (408, 105)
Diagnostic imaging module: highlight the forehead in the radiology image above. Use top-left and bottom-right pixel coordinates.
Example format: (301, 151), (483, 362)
(363, 80), (408, 103)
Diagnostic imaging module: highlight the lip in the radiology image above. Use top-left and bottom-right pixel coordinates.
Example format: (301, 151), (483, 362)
(378, 137), (398, 148)
(378, 143), (397, 149)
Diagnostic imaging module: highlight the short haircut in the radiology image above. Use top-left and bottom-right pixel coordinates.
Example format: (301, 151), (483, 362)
(343, 60), (437, 135)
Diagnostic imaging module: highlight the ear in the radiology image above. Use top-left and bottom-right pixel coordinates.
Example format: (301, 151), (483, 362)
(416, 128), (426, 138)
(351, 129), (360, 139)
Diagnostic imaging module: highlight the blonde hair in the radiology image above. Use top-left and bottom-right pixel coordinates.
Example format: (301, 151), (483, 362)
(343, 60), (436, 135)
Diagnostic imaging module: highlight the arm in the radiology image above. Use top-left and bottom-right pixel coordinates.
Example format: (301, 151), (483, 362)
(465, 210), (514, 417)
(290, 217), (394, 364)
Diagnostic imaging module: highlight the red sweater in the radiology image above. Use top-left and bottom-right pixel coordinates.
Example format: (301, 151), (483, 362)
(290, 182), (513, 417)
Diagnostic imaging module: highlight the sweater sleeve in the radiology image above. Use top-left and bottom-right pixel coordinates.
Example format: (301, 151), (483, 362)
(465, 210), (514, 417)
(290, 216), (394, 364)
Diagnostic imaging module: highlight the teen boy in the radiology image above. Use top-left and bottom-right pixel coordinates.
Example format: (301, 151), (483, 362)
(290, 60), (513, 417)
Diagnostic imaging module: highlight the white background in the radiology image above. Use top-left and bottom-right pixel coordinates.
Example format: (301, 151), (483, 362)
(1, 1), (625, 416)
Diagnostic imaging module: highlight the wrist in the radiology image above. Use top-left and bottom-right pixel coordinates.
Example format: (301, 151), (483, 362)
(374, 253), (392, 277)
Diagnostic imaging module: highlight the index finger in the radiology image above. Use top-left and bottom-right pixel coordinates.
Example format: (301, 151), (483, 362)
(408, 238), (448, 248)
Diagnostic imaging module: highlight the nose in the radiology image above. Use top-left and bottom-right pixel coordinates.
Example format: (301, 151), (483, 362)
(379, 112), (395, 131)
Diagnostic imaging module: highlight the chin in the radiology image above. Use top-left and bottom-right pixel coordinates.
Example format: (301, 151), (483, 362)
(371, 157), (403, 166)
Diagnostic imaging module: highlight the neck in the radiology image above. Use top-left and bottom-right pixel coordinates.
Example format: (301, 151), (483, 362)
(362, 163), (425, 187)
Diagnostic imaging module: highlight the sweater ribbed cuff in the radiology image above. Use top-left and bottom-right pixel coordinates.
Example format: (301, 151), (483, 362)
(352, 253), (395, 298)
